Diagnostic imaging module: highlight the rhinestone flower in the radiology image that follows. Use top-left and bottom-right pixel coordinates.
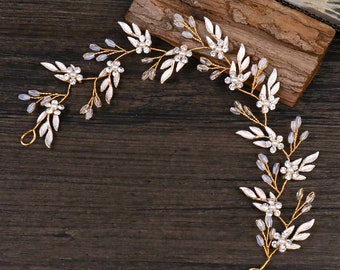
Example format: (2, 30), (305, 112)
(253, 197), (282, 217)
(63, 65), (83, 85)
(174, 45), (192, 64)
(224, 61), (250, 91)
(280, 160), (300, 180)
(135, 34), (152, 54)
(256, 87), (279, 113)
(272, 232), (294, 253)
(207, 36), (229, 60)
(105, 60), (124, 76)
(264, 198), (282, 217)
(266, 134), (284, 153)
(44, 100), (64, 115)
(256, 69), (280, 114)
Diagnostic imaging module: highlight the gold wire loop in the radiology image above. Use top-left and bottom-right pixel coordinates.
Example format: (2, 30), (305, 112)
(20, 128), (37, 146)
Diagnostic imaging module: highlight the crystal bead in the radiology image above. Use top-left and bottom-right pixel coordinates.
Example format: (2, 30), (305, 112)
(18, 93), (31, 101)
(83, 52), (95, 60)
(26, 102), (36, 113)
(96, 54), (108, 61)
(105, 38), (116, 48)
(89, 43), (101, 52)
(224, 77), (231, 84)
(136, 47), (142, 54)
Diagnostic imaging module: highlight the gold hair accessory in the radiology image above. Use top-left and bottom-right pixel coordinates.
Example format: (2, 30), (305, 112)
(18, 14), (318, 269)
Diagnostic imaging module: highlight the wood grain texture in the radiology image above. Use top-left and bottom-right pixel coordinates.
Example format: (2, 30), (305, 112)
(0, 0), (339, 269)
(125, 0), (336, 106)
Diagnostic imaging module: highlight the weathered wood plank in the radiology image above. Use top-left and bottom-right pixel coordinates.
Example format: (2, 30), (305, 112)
(126, 0), (336, 106)
(278, 0), (340, 31)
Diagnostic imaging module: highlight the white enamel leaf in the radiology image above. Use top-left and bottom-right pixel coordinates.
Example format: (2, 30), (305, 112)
(270, 81), (280, 95)
(249, 126), (265, 137)
(295, 219), (315, 235)
(55, 61), (67, 71)
(243, 71), (251, 81)
(127, 36), (139, 48)
(240, 187), (257, 199)
(45, 128), (53, 148)
(291, 158), (302, 166)
(118, 21), (133, 35)
(267, 68), (277, 89)
(145, 30), (151, 42)
(253, 141), (268, 148)
(37, 111), (47, 123)
(113, 72), (120, 88)
(240, 56), (250, 72)
(55, 74), (67, 82)
(53, 114), (60, 131)
(288, 244), (301, 250)
(230, 61), (236, 74)
(206, 36), (215, 48)
(302, 152), (319, 165)
(132, 23), (141, 36)
(282, 225), (295, 238)
(105, 86), (113, 104)
(269, 192), (276, 199)
(100, 77), (110, 92)
(215, 24), (222, 39)
(253, 202), (266, 212)
(165, 48), (176, 56)
(236, 130), (255, 140)
(299, 164), (315, 172)
(160, 65), (174, 84)
(41, 62), (59, 72)
(292, 232), (310, 241)
(237, 44), (245, 64)
(265, 126), (276, 138)
(223, 36), (229, 49)
(293, 175), (307, 181)
(161, 59), (174, 70)
(99, 68), (108, 78)
(254, 187), (267, 200)
(39, 121), (49, 137)
(176, 61), (185, 72)
(259, 85), (266, 98)
(204, 17), (214, 34)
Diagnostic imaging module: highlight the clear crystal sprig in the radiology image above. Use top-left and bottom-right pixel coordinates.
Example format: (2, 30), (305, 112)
(18, 14), (318, 270)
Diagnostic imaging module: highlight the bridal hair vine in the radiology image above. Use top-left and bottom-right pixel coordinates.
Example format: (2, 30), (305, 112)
(18, 14), (319, 269)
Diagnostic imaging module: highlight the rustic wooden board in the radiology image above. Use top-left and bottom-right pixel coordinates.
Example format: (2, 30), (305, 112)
(125, 0), (336, 106)
(0, 0), (340, 270)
